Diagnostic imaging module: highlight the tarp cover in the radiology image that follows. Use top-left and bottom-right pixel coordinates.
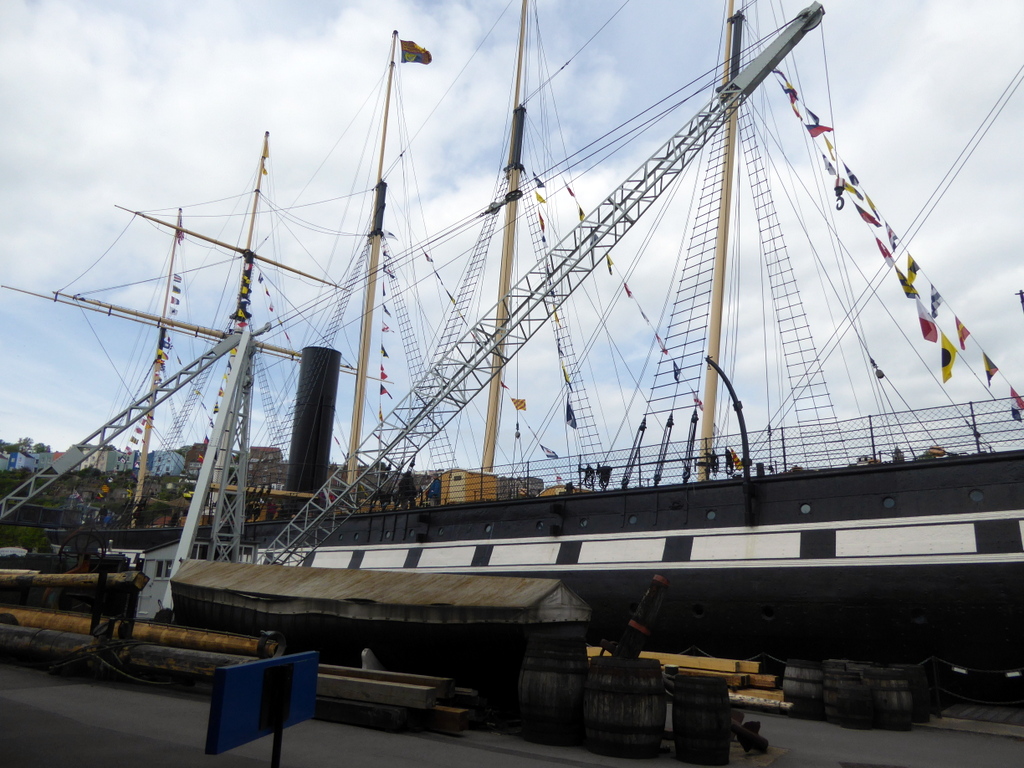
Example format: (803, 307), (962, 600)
(171, 560), (591, 626)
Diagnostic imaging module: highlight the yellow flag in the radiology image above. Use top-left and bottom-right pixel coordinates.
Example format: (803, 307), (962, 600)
(400, 40), (432, 65)
(865, 193), (879, 216)
(824, 135), (836, 160)
(907, 255), (920, 285)
(606, 254), (614, 274)
(941, 333), (957, 382)
(577, 204), (585, 222)
(535, 191), (546, 204)
(511, 398), (527, 411)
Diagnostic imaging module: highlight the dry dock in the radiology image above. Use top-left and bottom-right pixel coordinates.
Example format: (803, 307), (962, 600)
(1, 663), (1022, 767)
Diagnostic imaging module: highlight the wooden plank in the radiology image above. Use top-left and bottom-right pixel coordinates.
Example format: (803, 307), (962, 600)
(735, 687), (785, 702)
(587, 646), (759, 674)
(314, 697), (408, 732)
(730, 692), (792, 714)
(425, 705), (470, 733)
(674, 667), (748, 688)
(317, 674), (437, 709)
(655, 653), (741, 672)
(747, 673), (778, 689)
(319, 664), (456, 699)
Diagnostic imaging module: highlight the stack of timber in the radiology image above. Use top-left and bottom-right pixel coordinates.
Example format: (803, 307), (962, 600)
(314, 663), (482, 734)
(586, 647), (790, 713)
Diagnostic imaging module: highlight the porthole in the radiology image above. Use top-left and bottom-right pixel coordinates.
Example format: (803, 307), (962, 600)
(761, 606), (776, 621)
(706, 510), (716, 521)
(353, 533), (360, 541)
(536, 521), (545, 530)
(969, 489), (984, 503)
(799, 503), (811, 515)
(882, 497), (896, 509)
(484, 523), (493, 534)
(579, 518), (589, 528)
(384, 530), (392, 540)
(692, 603), (705, 618)
(438, 527), (445, 535)
(628, 514), (638, 525)
(407, 530), (416, 539)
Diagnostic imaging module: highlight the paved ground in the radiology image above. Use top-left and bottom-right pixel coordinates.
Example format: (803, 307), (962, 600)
(2, 663), (1022, 767)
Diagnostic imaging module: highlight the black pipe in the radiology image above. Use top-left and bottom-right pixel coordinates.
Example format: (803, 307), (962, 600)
(705, 356), (756, 526)
(286, 347), (341, 493)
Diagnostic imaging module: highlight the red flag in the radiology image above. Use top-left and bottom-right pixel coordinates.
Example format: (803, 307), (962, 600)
(380, 365), (388, 380)
(875, 237), (893, 265)
(804, 108), (832, 137)
(916, 298), (938, 342)
(380, 385), (392, 398)
(855, 203), (881, 227)
(624, 283), (633, 298)
(1013, 387), (1024, 410)
(955, 317), (970, 350)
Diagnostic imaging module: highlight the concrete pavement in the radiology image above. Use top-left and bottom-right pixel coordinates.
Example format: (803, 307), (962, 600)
(1, 663), (1022, 767)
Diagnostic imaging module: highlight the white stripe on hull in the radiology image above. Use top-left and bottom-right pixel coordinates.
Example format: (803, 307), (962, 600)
(488, 542), (560, 566)
(579, 538), (666, 563)
(836, 523), (976, 557)
(691, 532), (800, 560)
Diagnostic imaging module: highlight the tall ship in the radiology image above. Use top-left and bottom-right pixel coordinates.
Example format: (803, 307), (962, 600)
(3, 2), (1022, 701)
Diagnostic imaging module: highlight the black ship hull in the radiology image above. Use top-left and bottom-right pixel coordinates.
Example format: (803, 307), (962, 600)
(293, 450), (1024, 678)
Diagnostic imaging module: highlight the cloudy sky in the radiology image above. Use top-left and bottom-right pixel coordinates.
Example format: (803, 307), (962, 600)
(2, 0), (1023, 474)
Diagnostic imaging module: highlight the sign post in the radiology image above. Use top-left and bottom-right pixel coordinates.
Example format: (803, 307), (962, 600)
(206, 651), (319, 766)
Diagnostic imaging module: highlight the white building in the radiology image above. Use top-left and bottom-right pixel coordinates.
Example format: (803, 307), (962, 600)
(7, 451), (37, 471)
(148, 450), (185, 476)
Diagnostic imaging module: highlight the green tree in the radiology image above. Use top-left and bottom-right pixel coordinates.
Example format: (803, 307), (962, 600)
(31, 442), (51, 454)
(0, 525), (51, 553)
(1, 438), (32, 454)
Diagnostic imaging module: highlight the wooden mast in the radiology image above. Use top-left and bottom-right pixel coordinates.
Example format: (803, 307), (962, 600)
(131, 208), (183, 510)
(206, 131), (271, 522)
(481, 0), (529, 473)
(347, 32), (399, 482)
(698, 3), (742, 481)
(132, 131), (270, 513)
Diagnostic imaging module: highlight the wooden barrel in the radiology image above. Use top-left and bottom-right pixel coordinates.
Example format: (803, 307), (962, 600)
(862, 668), (912, 731)
(892, 664), (931, 723)
(672, 675), (731, 766)
(835, 679), (873, 730)
(584, 656), (666, 758)
(823, 670), (861, 725)
(783, 659), (825, 720)
(518, 635), (589, 745)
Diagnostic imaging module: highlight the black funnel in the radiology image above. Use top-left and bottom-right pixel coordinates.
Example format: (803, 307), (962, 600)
(286, 346), (341, 493)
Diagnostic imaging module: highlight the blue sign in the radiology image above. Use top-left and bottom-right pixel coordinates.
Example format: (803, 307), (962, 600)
(206, 651), (319, 755)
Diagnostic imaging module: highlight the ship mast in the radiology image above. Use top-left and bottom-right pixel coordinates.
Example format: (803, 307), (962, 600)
(347, 32), (399, 482)
(131, 208), (183, 512)
(481, 0), (529, 473)
(698, 3), (743, 481)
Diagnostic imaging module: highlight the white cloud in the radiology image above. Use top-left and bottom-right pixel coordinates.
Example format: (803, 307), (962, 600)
(1, 0), (1022, 475)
